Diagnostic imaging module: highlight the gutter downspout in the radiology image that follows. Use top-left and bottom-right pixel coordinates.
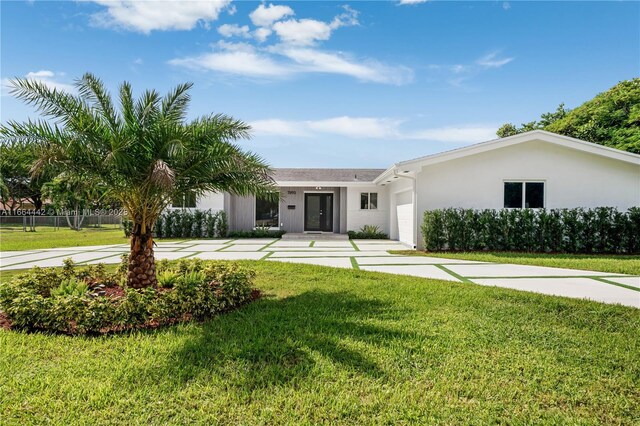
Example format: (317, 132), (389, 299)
(393, 169), (418, 249)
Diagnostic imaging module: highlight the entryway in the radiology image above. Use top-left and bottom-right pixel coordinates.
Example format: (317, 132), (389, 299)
(304, 193), (333, 232)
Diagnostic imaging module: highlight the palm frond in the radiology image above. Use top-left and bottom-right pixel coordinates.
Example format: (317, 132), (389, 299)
(77, 73), (120, 133)
(161, 82), (193, 123)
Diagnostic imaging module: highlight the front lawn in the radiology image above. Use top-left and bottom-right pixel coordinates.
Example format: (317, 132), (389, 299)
(0, 226), (128, 251)
(1, 261), (638, 424)
(391, 250), (640, 276)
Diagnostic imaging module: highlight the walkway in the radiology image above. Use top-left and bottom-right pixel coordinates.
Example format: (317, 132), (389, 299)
(1, 239), (638, 308)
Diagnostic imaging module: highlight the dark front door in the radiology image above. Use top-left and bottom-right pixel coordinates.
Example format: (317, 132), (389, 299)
(304, 193), (333, 232)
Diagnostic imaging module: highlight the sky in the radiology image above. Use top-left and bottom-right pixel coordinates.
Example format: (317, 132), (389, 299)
(1, 0), (638, 168)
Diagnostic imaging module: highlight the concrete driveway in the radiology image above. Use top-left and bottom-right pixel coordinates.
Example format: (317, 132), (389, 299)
(1, 239), (638, 308)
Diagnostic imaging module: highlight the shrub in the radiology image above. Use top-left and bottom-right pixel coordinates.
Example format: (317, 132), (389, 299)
(51, 278), (89, 297)
(0, 258), (257, 335)
(421, 207), (640, 254)
(152, 209), (228, 239)
(348, 224), (388, 239)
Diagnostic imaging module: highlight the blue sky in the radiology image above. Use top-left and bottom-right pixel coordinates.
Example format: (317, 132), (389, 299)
(1, 0), (638, 168)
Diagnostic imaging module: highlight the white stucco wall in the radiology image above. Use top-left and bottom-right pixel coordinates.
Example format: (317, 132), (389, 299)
(414, 139), (640, 247)
(196, 192), (225, 211)
(346, 185), (390, 234)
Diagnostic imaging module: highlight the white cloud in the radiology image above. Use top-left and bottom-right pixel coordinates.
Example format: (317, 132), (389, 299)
(168, 42), (292, 78)
(272, 19), (333, 46)
(217, 23), (250, 38)
(253, 27), (272, 43)
(170, 5), (410, 85)
(398, 0), (429, 5)
(171, 43), (412, 85)
(502, 2), (511, 10)
(278, 47), (413, 85)
(272, 6), (358, 46)
(2, 70), (76, 97)
(88, 0), (232, 33)
(250, 116), (497, 143)
(476, 51), (513, 68)
(249, 3), (294, 27)
(250, 119), (311, 137)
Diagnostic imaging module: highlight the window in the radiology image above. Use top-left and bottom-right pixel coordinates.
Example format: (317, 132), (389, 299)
(360, 192), (378, 210)
(255, 194), (279, 228)
(171, 192), (196, 209)
(504, 182), (544, 208)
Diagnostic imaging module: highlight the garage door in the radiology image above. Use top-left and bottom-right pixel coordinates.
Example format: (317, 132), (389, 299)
(396, 190), (414, 247)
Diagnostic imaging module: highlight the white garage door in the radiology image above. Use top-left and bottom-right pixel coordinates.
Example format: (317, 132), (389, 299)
(396, 190), (414, 247)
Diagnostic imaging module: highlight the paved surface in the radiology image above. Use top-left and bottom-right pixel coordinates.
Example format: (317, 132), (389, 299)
(1, 239), (638, 308)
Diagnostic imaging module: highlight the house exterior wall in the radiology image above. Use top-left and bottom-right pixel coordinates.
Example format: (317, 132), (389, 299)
(227, 186), (342, 233)
(345, 185), (390, 234)
(414, 139), (640, 248)
(197, 192), (225, 211)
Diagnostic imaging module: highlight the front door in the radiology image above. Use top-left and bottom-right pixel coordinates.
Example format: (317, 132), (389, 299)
(304, 193), (333, 232)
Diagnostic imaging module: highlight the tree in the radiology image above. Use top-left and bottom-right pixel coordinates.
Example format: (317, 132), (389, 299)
(1, 73), (276, 288)
(0, 140), (47, 212)
(41, 173), (107, 230)
(496, 78), (640, 154)
(496, 104), (568, 138)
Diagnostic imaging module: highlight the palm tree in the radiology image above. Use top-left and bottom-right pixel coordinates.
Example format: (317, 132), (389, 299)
(1, 73), (276, 288)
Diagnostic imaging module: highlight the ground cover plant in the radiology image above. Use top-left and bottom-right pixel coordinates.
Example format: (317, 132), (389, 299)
(422, 207), (640, 254)
(391, 250), (640, 276)
(348, 224), (389, 239)
(0, 257), (257, 335)
(0, 261), (638, 424)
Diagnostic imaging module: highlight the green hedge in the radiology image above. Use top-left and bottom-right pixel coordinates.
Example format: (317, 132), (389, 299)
(153, 209), (228, 239)
(422, 207), (640, 254)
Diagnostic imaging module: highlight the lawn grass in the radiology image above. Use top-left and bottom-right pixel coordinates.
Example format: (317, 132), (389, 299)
(0, 226), (128, 251)
(391, 250), (640, 275)
(1, 261), (639, 424)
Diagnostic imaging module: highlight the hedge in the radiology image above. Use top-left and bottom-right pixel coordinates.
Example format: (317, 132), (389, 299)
(421, 207), (640, 254)
(150, 209), (228, 239)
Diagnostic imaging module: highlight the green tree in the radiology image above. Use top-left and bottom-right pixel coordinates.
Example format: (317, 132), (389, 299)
(41, 173), (107, 230)
(496, 104), (568, 138)
(497, 78), (640, 154)
(1, 73), (276, 288)
(0, 140), (47, 212)
(547, 79), (640, 153)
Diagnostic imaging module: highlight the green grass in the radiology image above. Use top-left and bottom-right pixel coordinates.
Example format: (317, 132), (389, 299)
(391, 250), (640, 276)
(1, 261), (639, 424)
(0, 227), (128, 251)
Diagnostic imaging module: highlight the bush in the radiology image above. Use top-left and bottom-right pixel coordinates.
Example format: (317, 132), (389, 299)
(421, 207), (640, 254)
(0, 258), (257, 335)
(151, 209), (228, 239)
(348, 224), (389, 239)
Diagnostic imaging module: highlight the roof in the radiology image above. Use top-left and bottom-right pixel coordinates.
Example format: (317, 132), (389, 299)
(273, 168), (385, 184)
(374, 130), (640, 184)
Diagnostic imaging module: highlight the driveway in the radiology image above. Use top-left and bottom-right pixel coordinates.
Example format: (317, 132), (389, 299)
(1, 239), (638, 308)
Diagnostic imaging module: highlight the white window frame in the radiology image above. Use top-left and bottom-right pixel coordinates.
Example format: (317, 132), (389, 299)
(503, 180), (546, 209)
(360, 192), (378, 210)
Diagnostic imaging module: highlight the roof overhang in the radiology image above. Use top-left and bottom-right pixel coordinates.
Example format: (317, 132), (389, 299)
(274, 181), (378, 187)
(375, 130), (640, 184)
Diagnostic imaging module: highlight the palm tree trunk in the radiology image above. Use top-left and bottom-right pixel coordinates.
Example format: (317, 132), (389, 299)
(127, 222), (157, 288)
